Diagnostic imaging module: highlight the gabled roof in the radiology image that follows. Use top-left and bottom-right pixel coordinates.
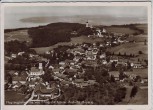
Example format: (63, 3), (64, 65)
(74, 79), (84, 83)
(12, 75), (27, 82)
(31, 67), (40, 72)
(72, 48), (85, 53)
(65, 68), (78, 73)
(34, 83), (53, 94)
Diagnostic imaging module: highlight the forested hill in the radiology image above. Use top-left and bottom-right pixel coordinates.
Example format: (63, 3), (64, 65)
(28, 22), (92, 48)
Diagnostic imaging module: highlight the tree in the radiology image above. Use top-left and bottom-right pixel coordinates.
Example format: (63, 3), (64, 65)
(144, 39), (147, 45)
(110, 75), (115, 82)
(119, 69), (124, 80)
(138, 58), (140, 62)
(127, 61), (132, 70)
(124, 52), (126, 56)
(41, 69), (54, 83)
(138, 51), (143, 54)
(5, 73), (12, 84)
(130, 85), (138, 98)
(111, 61), (116, 70)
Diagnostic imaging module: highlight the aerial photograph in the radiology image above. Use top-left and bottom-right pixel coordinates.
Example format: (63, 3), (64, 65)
(4, 5), (148, 105)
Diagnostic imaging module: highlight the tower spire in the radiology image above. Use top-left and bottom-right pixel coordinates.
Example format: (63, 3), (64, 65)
(86, 20), (89, 27)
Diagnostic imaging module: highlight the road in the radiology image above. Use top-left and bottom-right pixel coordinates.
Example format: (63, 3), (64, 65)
(24, 86), (61, 105)
(24, 91), (34, 105)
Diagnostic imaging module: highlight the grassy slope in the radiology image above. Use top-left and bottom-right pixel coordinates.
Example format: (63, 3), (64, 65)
(4, 30), (32, 42)
(105, 27), (138, 34)
(107, 42), (147, 55)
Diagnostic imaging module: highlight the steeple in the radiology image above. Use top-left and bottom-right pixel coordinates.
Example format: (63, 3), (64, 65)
(86, 20), (89, 27)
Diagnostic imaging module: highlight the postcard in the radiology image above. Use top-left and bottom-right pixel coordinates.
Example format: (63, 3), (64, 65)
(1, 2), (152, 110)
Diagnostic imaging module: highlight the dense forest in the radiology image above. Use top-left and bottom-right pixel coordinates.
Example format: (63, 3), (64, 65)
(28, 22), (93, 48)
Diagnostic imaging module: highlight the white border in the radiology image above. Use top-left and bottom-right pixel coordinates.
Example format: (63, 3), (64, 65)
(1, 2), (152, 110)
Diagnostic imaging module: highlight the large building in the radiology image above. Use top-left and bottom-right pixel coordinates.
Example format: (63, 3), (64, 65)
(30, 63), (44, 76)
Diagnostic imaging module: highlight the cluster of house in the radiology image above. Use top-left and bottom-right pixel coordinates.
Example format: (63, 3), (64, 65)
(5, 62), (60, 100)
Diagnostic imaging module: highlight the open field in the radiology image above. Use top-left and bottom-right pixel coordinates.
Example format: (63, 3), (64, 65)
(108, 42), (147, 55)
(127, 34), (147, 42)
(4, 30), (32, 42)
(5, 91), (27, 104)
(105, 27), (138, 34)
(109, 68), (148, 79)
(135, 24), (148, 35)
(32, 36), (104, 54)
(126, 69), (148, 78)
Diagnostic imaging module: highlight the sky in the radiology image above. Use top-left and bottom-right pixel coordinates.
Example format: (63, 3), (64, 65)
(4, 6), (148, 29)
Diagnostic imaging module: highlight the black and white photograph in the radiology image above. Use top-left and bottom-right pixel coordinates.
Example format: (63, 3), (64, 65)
(1, 2), (152, 110)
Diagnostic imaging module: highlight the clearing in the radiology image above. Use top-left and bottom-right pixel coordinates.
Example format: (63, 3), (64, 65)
(4, 30), (32, 43)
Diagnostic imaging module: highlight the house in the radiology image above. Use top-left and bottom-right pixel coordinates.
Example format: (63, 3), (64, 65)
(12, 81), (22, 90)
(30, 67), (44, 76)
(74, 78), (84, 83)
(116, 61), (127, 67)
(109, 71), (119, 81)
(100, 53), (106, 59)
(34, 83), (54, 98)
(59, 61), (65, 66)
(45, 51), (51, 54)
(12, 74), (27, 85)
(102, 28), (107, 33)
(27, 81), (36, 88)
(72, 48), (85, 55)
(11, 54), (17, 58)
(110, 56), (118, 62)
(55, 73), (68, 80)
(64, 68), (78, 75)
(52, 68), (60, 74)
(65, 59), (75, 65)
(92, 48), (98, 55)
(29, 54), (35, 58)
(18, 51), (25, 56)
(131, 62), (143, 69)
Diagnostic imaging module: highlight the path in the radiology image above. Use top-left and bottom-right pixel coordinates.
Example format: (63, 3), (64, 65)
(24, 91), (34, 105)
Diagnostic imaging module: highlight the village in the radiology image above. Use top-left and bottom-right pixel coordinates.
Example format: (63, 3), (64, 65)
(4, 21), (148, 105)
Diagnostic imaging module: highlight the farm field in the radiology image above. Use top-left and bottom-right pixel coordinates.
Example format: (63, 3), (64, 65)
(32, 35), (104, 54)
(126, 34), (147, 42)
(105, 27), (138, 34)
(4, 30), (32, 42)
(126, 69), (148, 78)
(109, 68), (148, 79)
(107, 42), (147, 55)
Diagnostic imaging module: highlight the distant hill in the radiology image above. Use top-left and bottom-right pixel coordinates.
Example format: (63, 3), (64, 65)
(4, 23), (147, 48)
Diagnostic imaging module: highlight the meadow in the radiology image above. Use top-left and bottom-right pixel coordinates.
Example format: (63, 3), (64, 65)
(107, 42), (147, 55)
(32, 35), (104, 54)
(5, 30), (31, 43)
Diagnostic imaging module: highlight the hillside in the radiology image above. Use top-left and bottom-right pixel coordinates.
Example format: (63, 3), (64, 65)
(107, 42), (147, 55)
(27, 22), (94, 48)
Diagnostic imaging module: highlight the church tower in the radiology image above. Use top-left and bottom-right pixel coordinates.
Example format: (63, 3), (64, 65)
(86, 21), (89, 27)
(39, 63), (43, 70)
